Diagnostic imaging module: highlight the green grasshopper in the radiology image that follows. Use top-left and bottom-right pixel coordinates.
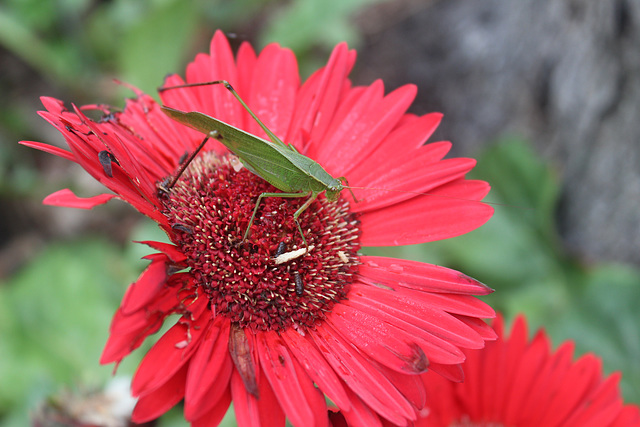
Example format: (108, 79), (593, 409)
(159, 80), (357, 248)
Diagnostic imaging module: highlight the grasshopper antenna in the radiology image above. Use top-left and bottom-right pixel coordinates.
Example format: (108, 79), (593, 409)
(345, 186), (530, 210)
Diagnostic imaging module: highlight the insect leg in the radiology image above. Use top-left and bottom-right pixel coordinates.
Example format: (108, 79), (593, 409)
(291, 192), (320, 249)
(160, 80), (287, 148)
(243, 191), (311, 245)
(337, 176), (359, 202)
(166, 136), (210, 190)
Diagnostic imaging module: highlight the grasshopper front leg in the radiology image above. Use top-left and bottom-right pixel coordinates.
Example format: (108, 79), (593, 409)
(244, 191), (319, 249)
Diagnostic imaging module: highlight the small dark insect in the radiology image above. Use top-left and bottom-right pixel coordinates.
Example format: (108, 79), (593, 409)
(157, 176), (172, 198)
(99, 112), (118, 123)
(171, 223), (194, 234)
(274, 241), (287, 258)
(65, 125), (91, 137)
(178, 151), (190, 165)
(294, 272), (304, 296)
(98, 150), (119, 177)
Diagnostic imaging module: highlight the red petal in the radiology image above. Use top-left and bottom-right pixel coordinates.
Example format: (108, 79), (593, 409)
(19, 140), (75, 161)
(396, 289), (495, 320)
(160, 74), (196, 115)
(68, 104), (162, 204)
(428, 362), (465, 383)
(453, 314), (498, 341)
(287, 43), (355, 149)
(120, 255), (169, 314)
(517, 338), (575, 423)
(245, 44), (299, 140)
(345, 291), (466, 365)
(231, 369), (286, 427)
(110, 97), (180, 175)
(257, 331), (328, 427)
(376, 363), (427, 410)
(191, 387), (232, 427)
(358, 256), (493, 295)
(359, 179), (493, 246)
(131, 311), (210, 396)
(611, 406), (640, 427)
(338, 388), (384, 427)
(206, 30), (243, 127)
(347, 283), (488, 356)
(325, 303), (429, 374)
(136, 240), (186, 263)
(43, 188), (115, 209)
(316, 83), (417, 177)
(308, 80), (382, 164)
(100, 308), (162, 364)
(236, 41), (258, 102)
(40, 96), (68, 114)
(351, 157), (477, 213)
(184, 318), (233, 420)
(281, 329), (352, 410)
(347, 114), (446, 184)
(100, 282), (186, 364)
(131, 363), (187, 423)
(310, 323), (417, 425)
(502, 332), (549, 423)
(538, 354), (603, 426)
(564, 374), (624, 427)
(184, 31), (242, 128)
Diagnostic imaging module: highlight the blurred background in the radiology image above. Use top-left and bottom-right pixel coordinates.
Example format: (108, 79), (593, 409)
(1, 0), (639, 425)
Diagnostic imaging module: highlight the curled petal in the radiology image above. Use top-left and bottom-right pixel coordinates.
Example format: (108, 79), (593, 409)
(43, 188), (115, 209)
(20, 140), (75, 161)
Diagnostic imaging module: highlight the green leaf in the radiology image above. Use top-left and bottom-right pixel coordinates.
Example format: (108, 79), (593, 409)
(117, 0), (199, 95)
(546, 264), (640, 403)
(259, 0), (385, 68)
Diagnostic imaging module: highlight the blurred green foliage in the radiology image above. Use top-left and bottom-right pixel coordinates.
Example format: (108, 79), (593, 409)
(0, 238), (143, 426)
(1, 0), (639, 426)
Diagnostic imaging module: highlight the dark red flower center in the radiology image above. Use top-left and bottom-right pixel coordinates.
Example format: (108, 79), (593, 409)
(160, 151), (360, 332)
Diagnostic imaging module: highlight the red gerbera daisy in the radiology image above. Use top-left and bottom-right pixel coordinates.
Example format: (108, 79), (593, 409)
(22, 31), (496, 426)
(417, 314), (640, 427)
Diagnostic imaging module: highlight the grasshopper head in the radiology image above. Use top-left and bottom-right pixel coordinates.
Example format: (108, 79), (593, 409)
(325, 187), (341, 201)
(324, 177), (345, 201)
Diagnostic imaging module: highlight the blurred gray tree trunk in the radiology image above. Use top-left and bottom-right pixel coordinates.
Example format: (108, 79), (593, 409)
(355, 0), (640, 266)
